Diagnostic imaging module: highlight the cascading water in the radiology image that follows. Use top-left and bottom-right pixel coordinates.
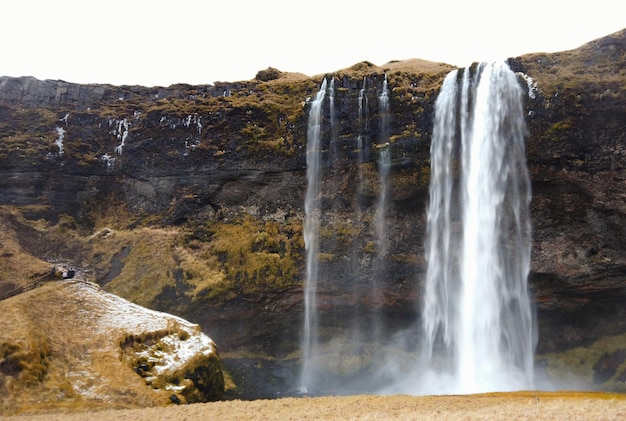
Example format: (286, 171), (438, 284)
(375, 75), (391, 258)
(420, 61), (534, 394)
(300, 74), (396, 394)
(300, 78), (327, 392)
(299, 62), (533, 396)
(357, 77), (368, 213)
(328, 78), (338, 166)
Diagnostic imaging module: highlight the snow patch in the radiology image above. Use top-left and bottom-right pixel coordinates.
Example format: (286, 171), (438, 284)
(518, 72), (538, 99)
(66, 369), (105, 400)
(114, 119), (129, 154)
(100, 153), (115, 168)
(183, 114), (203, 134)
(70, 281), (219, 389)
(54, 127), (65, 155)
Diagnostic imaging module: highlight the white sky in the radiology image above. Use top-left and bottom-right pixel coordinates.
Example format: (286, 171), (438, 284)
(2, 0), (624, 87)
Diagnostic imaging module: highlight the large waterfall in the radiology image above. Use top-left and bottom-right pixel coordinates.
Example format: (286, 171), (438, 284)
(299, 62), (534, 395)
(421, 61), (534, 393)
(300, 78), (327, 392)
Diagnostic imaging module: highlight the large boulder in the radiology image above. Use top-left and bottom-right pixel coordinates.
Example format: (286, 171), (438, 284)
(0, 280), (224, 415)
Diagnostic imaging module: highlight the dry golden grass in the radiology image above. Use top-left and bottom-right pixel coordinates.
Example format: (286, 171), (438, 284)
(514, 28), (626, 94)
(94, 227), (180, 306)
(0, 207), (51, 287)
(0, 282), (171, 415)
(331, 58), (455, 80)
(0, 280), (223, 416)
(3, 391), (625, 420)
(383, 58), (457, 75)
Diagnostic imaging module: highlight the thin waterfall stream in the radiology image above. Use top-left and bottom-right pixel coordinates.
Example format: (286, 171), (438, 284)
(300, 78), (327, 392)
(375, 75), (391, 259)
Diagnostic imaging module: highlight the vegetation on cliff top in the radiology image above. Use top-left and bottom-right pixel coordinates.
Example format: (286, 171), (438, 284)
(0, 57), (456, 306)
(0, 58), (456, 170)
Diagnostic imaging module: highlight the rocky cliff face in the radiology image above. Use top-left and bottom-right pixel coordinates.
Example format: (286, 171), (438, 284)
(1, 29), (626, 397)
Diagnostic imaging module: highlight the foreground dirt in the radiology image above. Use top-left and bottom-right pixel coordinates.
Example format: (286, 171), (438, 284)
(4, 391), (625, 420)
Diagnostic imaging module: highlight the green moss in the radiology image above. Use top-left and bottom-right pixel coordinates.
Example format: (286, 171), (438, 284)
(419, 165), (430, 188)
(56, 214), (78, 232)
(363, 241), (376, 254)
(103, 234), (179, 306)
(537, 333), (626, 392)
(317, 252), (336, 262)
(204, 216), (303, 298)
(321, 223), (363, 244)
(390, 253), (418, 264)
(546, 118), (575, 141)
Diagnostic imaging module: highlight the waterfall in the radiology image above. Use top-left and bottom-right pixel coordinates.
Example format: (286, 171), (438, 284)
(421, 62), (534, 394)
(300, 74), (396, 394)
(375, 75), (391, 257)
(300, 78), (327, 392)
(299, 66), (532, 396)
(357, 77), (368, 214)
(328, 78), (338, 166)
(363, 75), (391, 345)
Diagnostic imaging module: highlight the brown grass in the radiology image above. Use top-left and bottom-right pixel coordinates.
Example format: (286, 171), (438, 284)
(515, 28), (626, 95)
(0, 282), (171, 415)
(3, 391), (625, 420)
(0, 207), (51, 287)
(93, 227), (180, 306)
(0, 280), (226, 416)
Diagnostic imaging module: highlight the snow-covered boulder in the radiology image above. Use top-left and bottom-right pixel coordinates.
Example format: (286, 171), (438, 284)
(87, 280), (225, 403)
(0, 279), (224, 413)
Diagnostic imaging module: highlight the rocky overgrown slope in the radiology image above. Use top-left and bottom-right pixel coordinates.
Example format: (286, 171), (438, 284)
(0, 280), (224, 415)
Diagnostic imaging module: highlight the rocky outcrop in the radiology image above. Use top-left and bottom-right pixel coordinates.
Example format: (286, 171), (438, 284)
(0, 280), (224, 414)
(507, 30), (626, 355)
(0, 76), (245, 110)
(1, 29), (626, 396)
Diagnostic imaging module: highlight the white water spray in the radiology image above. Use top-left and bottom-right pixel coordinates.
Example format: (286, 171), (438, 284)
(375, 75), (391, 257)
(421, 62), (534, 394)
(357, 77), (368, 213)
(328, 79), (338, 166)
(300, 78), (327, 392)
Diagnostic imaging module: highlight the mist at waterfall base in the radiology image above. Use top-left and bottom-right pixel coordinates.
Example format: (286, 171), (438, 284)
(299, 62), (538, 396)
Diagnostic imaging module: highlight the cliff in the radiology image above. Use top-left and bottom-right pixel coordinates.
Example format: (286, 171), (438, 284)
(1, 29), (626, 397)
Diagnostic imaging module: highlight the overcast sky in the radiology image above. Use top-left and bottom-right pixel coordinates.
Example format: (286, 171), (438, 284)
(2, 1), (624, 87)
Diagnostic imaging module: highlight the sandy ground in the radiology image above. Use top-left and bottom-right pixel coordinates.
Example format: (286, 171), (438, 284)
(4, 392), (625, 421)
